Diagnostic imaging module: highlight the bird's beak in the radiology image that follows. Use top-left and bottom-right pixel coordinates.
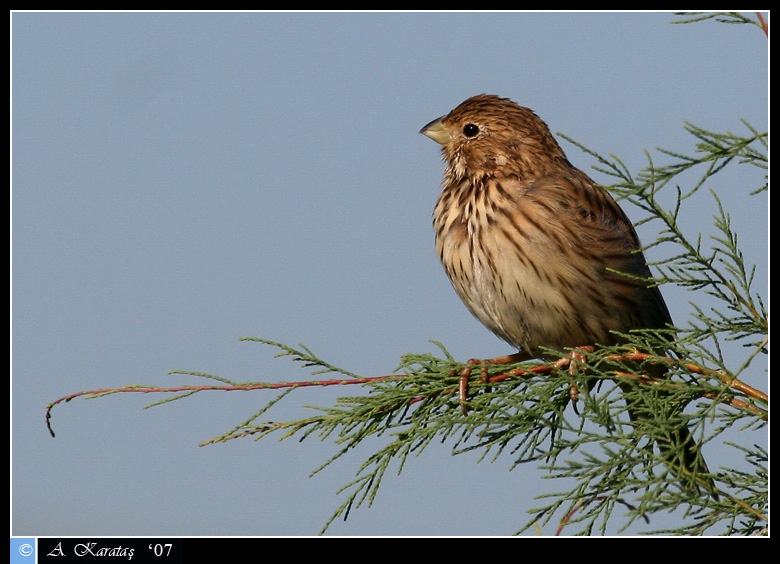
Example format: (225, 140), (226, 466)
(420, 116), (451, 145)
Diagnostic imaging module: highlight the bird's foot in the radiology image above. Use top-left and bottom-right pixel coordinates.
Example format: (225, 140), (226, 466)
(458, 352), (532, 414)
(550, 346), (596, 415)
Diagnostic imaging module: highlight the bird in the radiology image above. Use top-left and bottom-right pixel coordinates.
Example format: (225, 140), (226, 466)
(420, 94), (713, 493)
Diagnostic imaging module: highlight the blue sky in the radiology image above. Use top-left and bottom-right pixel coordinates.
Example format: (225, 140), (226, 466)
(12, 11), (767, 536)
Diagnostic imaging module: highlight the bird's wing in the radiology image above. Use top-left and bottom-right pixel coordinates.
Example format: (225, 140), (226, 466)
(519, 172), (674, 332)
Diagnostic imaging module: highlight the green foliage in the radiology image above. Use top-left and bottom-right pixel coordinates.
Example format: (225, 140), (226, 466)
(46, 12), (767, 536)
(200, 40), (767, 531)
(671, 12), (766, 29)
(198, 329), (764, 535)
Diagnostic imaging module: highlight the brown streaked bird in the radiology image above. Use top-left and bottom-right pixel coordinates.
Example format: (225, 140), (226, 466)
(420, 94), (712, 491)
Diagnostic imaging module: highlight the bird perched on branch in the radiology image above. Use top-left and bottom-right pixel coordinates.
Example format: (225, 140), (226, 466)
(420, 94), (713, 491)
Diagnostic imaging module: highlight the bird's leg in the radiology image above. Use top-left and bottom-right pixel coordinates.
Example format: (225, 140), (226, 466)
(459, 351), (532, 414)
(556, 346), (596, 415)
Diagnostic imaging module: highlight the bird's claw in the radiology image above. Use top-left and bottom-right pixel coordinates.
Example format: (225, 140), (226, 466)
(457, 352), (533, 414)
(561, 347), (595, 416)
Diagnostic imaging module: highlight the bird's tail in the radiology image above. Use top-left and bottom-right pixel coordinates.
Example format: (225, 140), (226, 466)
(621, 382), (718, 499)
(657, 423), (717, 498)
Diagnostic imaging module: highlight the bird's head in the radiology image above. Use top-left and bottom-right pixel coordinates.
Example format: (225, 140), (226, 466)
(420, 94), (569, 183)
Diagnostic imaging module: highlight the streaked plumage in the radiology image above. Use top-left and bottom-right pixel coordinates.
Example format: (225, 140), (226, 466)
(421, 94), (712, 490)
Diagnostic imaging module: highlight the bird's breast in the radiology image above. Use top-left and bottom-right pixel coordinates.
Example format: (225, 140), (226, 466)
(433, 181), (584, 351)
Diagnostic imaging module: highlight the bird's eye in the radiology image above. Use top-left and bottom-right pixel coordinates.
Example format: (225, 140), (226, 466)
(463, 123), (480, 138)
